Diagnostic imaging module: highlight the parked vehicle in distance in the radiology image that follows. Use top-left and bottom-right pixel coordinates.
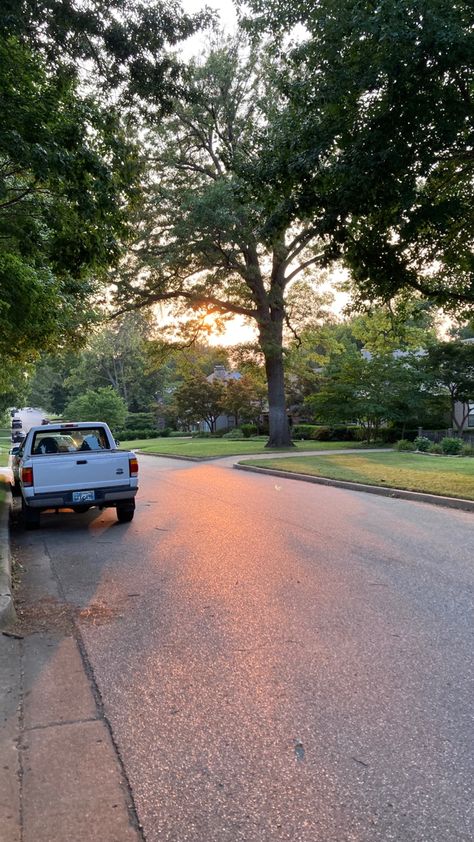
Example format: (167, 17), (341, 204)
(11, 418), (22, 430)
(16, 421), (139, 529)
(9, 445), (22, 491)
(11, 429), (26, 444)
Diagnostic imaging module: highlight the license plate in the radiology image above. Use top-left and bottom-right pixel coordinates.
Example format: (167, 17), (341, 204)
(72, 490), (95, 503)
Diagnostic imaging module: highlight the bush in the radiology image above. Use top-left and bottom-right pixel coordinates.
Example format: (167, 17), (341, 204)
(116, 429), (158, 440)
(390, 427), (420, 442)
(160, 427), (171, 437)
(241, 423), (257, 438)
(428, 442), (443, 454)
(125, 412), (156, 430)
(440, 437), (462, 455)
(192, 431), (211, 438)
(222, 428), (243, 439)
(169, 430), (191, 437)
(292, 424), (320, 440)
(461, 443), (474, 457)
(414, 436), (431, 452)
(395, 439), (416, 451)
(65, 386), (127, 430)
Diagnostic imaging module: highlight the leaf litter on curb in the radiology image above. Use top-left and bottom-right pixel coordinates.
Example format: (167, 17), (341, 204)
(9, 595), (124, 636)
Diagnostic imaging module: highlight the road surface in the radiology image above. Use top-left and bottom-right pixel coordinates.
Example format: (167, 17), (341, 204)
(12, 454), (474, 841)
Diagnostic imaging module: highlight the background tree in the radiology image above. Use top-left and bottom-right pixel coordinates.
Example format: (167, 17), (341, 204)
(0, 0), (207, 395)
(64, 313), (162, 412)
(306, 351), (434, 441)
(422, 341), (474, 432)
(172, 376), (225, 432)
(64, 386), (127, 431)
(243, 0), (474, 312)
(114, 38), (332, 447)
(220, 376), (262, 428)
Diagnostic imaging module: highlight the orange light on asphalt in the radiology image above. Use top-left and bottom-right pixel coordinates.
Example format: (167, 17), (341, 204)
(21, 466), (34, 486)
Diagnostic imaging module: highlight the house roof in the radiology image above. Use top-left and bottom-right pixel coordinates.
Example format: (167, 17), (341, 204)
(207, 365), (242, 383)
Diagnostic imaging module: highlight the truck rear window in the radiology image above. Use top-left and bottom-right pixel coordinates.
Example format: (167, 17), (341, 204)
(32, 428), (111, 455)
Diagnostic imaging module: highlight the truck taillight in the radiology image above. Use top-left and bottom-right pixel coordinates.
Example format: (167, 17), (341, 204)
(21, 466), (33, 487)
(129, 457), (139, 477)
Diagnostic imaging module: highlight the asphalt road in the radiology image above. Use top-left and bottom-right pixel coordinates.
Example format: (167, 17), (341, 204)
(15, 455), (474, 841)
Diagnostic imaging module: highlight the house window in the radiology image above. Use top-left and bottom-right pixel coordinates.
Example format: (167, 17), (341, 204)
(468, 403), (474, 428)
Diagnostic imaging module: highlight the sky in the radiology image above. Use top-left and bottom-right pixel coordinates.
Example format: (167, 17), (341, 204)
(181, 0), (238, 52)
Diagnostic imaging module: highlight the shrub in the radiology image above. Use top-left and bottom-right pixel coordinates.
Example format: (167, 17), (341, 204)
(308, 425), (359, 442)
(414, 436), (431, 452)
(292, 424), (318, 440)
(117, 428), (160, 440)
(159, 427), (171, 437)
(461, 443), (474, 457)
(125, 412), (156, 430)
(223, 428), (243, 439)
(241, 423), (257, 438)
(428, 442), (443, 454)
(192, 431), (211, 438)
(309, 426), (330, 440)
(169, 430), (191, 437)
(440, 437), (462, 455)
(395, 439), (416, 451)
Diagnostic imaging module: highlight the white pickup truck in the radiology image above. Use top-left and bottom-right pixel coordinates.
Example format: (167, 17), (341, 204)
(16, 422), (138, 529)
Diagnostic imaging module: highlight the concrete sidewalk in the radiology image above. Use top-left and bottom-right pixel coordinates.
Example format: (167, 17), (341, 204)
(0, 534), (144, 842)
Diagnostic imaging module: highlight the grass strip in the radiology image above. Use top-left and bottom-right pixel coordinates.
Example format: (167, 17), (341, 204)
(120, 436), (370, 459)
(241, 452), (474, 500)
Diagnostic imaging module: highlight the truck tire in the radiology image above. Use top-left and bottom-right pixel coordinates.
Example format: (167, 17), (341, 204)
(116, 501), (135, 523)
(22, 500), (41, 530)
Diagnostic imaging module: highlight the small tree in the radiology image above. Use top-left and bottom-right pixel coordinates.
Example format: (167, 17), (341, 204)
(306, 352), (426, 442)
(64, 387), (127, 431)
(422, 342), (474, 432)
(220, 377), (262, 428)
(173, 377), (225, 432)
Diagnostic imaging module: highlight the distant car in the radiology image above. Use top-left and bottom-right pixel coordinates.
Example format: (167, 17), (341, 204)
(11, 418), (22, 430)
(9, 445), (22, 492)
(41, 418), (51, 425)
(12, 429), (26, 444)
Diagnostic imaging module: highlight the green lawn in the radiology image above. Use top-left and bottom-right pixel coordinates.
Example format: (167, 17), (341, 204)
(241, 451), (474, 500)
(120, 436), (371, 459)
(0, 436), (11, 465)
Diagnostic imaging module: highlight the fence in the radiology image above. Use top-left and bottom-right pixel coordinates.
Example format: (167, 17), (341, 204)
(418, 428), (474, 446)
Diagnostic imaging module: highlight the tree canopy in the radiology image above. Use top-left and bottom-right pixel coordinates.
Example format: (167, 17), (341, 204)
(242, 0), (474, 311)
(0, 0), (207, 404)
(114, 38), (334, 445)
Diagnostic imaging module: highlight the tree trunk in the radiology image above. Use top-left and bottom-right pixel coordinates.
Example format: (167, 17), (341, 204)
(260, 319), (293, 448)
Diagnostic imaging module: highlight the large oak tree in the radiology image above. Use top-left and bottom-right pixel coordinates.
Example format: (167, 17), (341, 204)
(115, 40), (331, 446)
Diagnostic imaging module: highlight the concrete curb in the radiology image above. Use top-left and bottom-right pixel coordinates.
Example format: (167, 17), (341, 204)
(0, 480), (15, 628)
(234, 464), (474, 513)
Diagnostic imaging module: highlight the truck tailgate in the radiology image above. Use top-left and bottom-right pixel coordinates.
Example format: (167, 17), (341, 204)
(31, 452), (131, 494)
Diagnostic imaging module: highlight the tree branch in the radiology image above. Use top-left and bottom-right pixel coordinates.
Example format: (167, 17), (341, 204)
(285, 254), (324, 284)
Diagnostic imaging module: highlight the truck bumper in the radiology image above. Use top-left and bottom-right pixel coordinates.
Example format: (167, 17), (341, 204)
(24, 485), (138, 508)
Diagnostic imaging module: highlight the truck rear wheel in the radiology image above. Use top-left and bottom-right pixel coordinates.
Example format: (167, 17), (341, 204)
(116, 501), (135, 523)
(22, 500), (41, 530)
